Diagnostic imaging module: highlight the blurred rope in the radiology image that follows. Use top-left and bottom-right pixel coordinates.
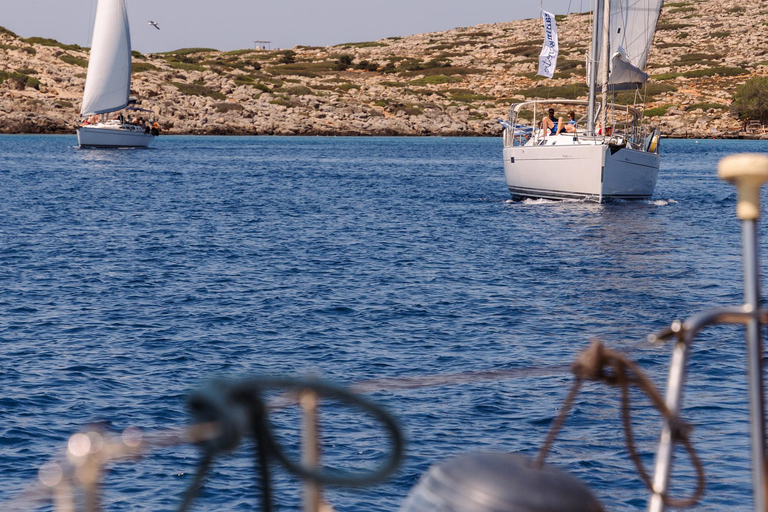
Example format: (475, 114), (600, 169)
(0, 362), (585, 512)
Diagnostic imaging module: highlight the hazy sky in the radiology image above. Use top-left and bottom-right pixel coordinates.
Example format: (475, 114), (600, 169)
(1, 0), (589, 54)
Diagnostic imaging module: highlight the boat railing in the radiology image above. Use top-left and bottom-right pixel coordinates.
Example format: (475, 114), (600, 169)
(505, 99), (643, 147)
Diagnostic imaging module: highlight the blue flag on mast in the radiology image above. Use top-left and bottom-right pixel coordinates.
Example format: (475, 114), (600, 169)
(537, 10), (559, 78)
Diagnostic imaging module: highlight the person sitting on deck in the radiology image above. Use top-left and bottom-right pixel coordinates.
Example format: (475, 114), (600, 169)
(564, 111), (577, 133)
(541, 108), (565, 137)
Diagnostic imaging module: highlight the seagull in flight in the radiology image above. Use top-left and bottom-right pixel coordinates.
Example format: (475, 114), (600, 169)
(148, 20), (160, 30)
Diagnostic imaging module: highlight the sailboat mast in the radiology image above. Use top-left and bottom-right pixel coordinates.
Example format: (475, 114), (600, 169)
(587, 0), (601, 135)
(600, 0), (611, 136)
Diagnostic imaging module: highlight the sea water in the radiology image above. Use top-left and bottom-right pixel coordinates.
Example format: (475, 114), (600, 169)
(0, 135), (766, 511)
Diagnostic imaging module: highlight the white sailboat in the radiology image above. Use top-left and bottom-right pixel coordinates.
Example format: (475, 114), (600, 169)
(77, 0), (155, 148)
(501, 0), (663, 202)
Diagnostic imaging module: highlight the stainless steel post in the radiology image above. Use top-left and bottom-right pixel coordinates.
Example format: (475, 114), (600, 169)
(742, 218), (768, 512)
(648, 333), (690, 512)
(301, 390), (321, 512)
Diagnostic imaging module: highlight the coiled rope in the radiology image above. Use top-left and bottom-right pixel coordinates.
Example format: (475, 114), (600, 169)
(535, 340), (705, 508)
(177, 377), (406, 512)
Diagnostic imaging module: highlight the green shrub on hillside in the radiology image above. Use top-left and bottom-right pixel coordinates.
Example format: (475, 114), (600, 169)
(656, 23), (693, 31)
(268, 61), (335, 77)
(674, 53), (723, 66)
(645, 83), (678, 96)
(233, 75), (254, 85)
(170, 82), (226, 100)
(354, 60), (379, 71)
(132, 62), (158, 73)
(651, 72), (683, 80)
(23, 37), (83, 51)
(284, 85), (313, 96)
(335, 54), (353, 71)
(400, 66), (479, 78)
(393, 103), (424, 116)
(214, 102), (244, 113)
(687, 102), (728, 111)
(59, 54), (88, 68)
(516, 84), (589, 100)
(502, 45), (540, 58)
(279, 50), (296, 64)
(337, 83), (361, 92)
(335, 41), (388, 48)
(732, 76), (768, 123)
(653, 66), (748, 80)
(683, 66), (747, 78)
(268, 97), (295, 107)
(410, 75), (462, 85)
(163, 48), (218, 56)
(0, 26), (19, 38)
(644, 105), (672, 117)
(447, 89), (494, 102)
(224, 49), (259, 56)
(0, 71), (39, 90)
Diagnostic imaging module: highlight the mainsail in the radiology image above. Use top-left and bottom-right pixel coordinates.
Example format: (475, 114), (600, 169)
(589, 0), (664, 90)
(80, 0), (132, 116)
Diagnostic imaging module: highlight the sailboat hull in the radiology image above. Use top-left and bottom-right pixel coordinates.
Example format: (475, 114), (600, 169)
(77, 124), (154, 148)
(502, 142), (659, 202)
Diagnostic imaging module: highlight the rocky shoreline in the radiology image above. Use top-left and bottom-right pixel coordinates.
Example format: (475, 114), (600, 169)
(1, 0), (767, 139)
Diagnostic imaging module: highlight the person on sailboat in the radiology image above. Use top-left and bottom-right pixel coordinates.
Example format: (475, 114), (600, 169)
(541, 108), (564, 137)
(564, 111), (577, 133)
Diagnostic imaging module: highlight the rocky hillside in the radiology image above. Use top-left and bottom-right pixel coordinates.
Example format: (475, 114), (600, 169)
(0, 0), (766, 137)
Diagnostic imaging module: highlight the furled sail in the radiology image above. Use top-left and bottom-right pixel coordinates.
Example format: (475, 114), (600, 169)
(80, 0), (132, 116)
(588, 0), (664, 90)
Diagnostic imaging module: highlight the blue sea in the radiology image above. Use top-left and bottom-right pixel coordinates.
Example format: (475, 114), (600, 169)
(1, 135), (766, 511)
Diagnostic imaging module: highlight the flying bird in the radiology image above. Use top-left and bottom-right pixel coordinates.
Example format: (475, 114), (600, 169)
(148, 20), (160, 30)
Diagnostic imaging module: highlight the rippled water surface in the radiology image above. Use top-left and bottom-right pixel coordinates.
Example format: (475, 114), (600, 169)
(2, 135), (768, 511)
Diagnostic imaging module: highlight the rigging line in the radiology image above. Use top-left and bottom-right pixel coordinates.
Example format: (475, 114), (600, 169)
(264, 364), (574, 411)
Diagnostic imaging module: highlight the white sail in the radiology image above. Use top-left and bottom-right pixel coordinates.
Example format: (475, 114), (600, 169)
(590, 0), (664, 89)
(80, 0), (132, 116)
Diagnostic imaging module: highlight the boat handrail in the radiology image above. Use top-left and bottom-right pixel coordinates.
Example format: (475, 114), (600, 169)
(509, 98), (641, 123)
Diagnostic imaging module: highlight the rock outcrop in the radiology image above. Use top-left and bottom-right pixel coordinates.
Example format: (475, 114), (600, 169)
(0, 0), (766, 138)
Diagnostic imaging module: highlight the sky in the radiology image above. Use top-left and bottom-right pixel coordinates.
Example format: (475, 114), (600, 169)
(0, 0), (589, 54)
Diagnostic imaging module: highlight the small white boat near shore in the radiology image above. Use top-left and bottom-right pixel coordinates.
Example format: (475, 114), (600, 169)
(76, 0), (155, 148)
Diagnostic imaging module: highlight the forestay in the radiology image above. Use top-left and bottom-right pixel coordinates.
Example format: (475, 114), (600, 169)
(590, 0), (664, 90)
(80, 0), (132, 116)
